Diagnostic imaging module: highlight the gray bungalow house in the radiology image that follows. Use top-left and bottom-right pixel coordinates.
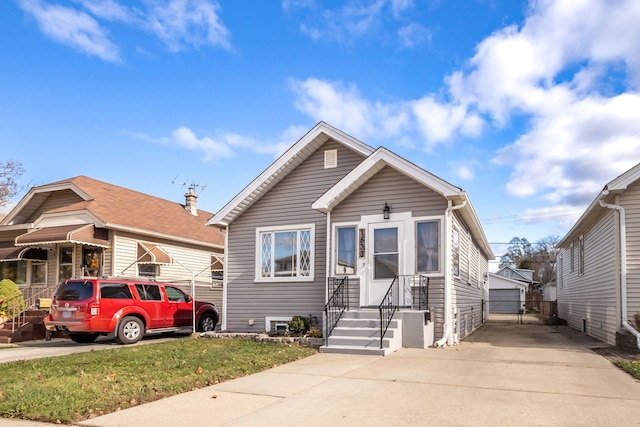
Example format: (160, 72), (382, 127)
(557, 162), (640, 350)
(207, 122), (494, 354)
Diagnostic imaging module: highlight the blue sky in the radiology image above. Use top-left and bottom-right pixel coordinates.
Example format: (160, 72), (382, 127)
(2, 0), (639, 268)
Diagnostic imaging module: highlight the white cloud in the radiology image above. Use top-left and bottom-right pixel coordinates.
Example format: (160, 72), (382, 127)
(398, 23), (430, 48)
(128, 126), (294, 161)
(18, 0), (121, 62)
(18, 0), (232, 62)
(144, 0), (232, 52)
(454, 165), (474, 181)
(290, 77), (411, 142)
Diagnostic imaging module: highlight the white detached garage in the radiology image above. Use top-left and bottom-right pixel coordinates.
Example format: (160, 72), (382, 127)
(488, 273), (527, 314)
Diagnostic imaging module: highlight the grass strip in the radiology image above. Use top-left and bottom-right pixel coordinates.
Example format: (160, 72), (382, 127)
(0, 337), (316, 424)
(613, 359), (640, 380)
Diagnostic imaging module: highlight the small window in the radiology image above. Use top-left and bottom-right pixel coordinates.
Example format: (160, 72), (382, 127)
(31, 262), (46, 286)
(570, 243), (575, 272)
(416, 220), (440, 273)
(165, 286), (188, 302)
(83, 247), (102, 277)
(0, 261), (27, 284)
(59, 246), (74, 281)
(256, 225), (314, 281)
(100, 283), (133, 299)
(578, 236), (584, 275)
(335, 226), (356, 275)
(135, 284), (162, 301)
(138, 264), (159, 278)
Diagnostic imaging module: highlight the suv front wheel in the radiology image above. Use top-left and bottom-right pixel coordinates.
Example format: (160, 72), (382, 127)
(116, 316), (144, 345)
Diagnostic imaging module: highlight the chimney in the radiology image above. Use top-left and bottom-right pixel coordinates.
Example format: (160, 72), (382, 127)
(184, 186), (198, 216)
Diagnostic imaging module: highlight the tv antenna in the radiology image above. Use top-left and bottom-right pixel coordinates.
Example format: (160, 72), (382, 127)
(172, 176), (207, 193)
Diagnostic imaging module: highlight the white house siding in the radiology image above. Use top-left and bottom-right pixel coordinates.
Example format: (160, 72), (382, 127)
(558, 211), (619, 345)
(619, 179), (640, 328)
(225, 140), (366, 332)
(111, 232), (222, 317)
(451, 213), (486, 339)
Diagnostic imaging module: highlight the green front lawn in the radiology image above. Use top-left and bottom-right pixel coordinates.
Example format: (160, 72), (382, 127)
(614, 359), (640, 379)
(0, 337), (316, 424)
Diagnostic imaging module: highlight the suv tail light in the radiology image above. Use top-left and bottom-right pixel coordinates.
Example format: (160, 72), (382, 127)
(90, 303), (100, 316)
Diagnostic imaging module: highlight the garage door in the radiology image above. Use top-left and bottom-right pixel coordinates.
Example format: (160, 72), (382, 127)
(489, 289), (520, 314)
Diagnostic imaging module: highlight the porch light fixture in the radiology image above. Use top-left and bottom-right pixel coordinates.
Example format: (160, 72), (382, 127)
(383, 203), (391, 220)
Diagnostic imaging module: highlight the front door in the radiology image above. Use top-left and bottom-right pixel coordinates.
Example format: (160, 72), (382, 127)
(367, 222), (403, 305)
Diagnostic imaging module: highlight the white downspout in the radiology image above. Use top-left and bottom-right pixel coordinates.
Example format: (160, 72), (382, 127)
(435, 198), (467, 348)
(221, 225), (229, 332)
(599, 194), (640, 350)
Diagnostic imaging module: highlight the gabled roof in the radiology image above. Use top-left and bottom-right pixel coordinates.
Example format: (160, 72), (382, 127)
(558, 162), (640, 246)
(312, 147), (463, 212)
(2, 176), (224, 248)
(206, 122), (374, 227)
(495, 266), (534, 283)
(488, 272), (529, 289)
(312, 146), (493, 259)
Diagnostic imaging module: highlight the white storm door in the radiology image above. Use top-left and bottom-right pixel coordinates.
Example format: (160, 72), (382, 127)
(367, 222), (403, 306)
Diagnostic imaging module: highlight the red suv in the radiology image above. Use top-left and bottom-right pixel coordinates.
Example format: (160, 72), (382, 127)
(44, 278), (219, 345)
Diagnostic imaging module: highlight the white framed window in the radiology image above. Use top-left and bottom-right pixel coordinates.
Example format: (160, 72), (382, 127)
(558, 255), (563, 289)
(138, 264), (159, 278)
(578, 235), (584, 275)
(416, 220), (441, 274)
(256, 224), (314, 282)
(334, 225), (357, 275)
(570, 242), (575, 272)
(59, 246), (74, 282)
(31, 261), (47, 287)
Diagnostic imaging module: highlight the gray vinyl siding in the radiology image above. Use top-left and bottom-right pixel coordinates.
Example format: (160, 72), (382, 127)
(426, 277), (445, 340)
(557, 211), (619, 345)
(25, 190), (84, 223)
(451, 213), (485, 339)
(225, 140), (366, 332)
(620, 180), (640, 327)
(331, 166), (448, 222)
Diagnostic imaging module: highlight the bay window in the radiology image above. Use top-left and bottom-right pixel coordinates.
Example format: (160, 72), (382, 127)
(257, 225), (314, 281)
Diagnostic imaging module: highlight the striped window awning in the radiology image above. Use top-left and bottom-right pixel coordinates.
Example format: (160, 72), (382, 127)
(15, 224), (109, 248)
(0, 242), (48, 262)
(137, 242), (172, 265)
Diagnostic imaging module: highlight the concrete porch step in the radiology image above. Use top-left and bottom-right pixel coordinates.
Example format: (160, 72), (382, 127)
(318, 344), (390, 356)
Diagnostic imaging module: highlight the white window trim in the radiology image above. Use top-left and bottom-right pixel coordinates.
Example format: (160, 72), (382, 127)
(30, 261), (47, 287)
(331, 222), (359, 277)
(570, 242), (575, 272)
(413, 216), (444, 276)
(255, 224), (315, 283)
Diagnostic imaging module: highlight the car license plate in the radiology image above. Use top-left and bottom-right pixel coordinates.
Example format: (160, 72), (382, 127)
(62, 311), (72, 319)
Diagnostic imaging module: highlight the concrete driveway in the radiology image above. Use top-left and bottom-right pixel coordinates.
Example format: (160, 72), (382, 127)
(4, 321), (640, 426)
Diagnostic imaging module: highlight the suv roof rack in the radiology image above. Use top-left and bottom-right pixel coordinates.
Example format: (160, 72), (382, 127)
(69, 276), (159, 282)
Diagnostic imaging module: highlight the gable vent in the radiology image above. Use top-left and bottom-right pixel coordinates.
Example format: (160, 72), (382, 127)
(324, 149), (337, 169)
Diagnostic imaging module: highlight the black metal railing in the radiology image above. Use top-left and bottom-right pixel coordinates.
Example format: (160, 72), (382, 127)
(324, 276), (349, 345)
(378, 275), (430, 348)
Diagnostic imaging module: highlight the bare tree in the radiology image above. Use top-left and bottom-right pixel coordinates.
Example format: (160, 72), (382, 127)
(0, 161), (25, 209)
(499, 235), (560, 284)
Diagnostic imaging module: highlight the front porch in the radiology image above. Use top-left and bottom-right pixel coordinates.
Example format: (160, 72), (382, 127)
(321, 275), (434, 355)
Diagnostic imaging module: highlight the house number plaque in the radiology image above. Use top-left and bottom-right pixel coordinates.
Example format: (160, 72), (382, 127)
(359, 228), (365, 258)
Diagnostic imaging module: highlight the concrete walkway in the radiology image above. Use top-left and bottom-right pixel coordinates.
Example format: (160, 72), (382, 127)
(4, 321), (640, 426)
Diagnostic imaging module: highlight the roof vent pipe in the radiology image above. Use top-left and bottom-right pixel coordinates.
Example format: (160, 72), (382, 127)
(185, 187), (198, 216)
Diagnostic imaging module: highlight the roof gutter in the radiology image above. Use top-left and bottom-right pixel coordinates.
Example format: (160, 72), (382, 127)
(599, 191), (640, 350)
(435, 197), (467, 348)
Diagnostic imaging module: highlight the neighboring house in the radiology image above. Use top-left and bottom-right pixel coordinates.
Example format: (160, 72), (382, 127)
(557, 163), (640, 349)
(487, 272), (527, 314)
(207, 122), (494, 354)
(0, 176), (225, 315)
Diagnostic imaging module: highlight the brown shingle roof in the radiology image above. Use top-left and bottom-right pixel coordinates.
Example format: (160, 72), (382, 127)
(43, 176), (223, 247)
